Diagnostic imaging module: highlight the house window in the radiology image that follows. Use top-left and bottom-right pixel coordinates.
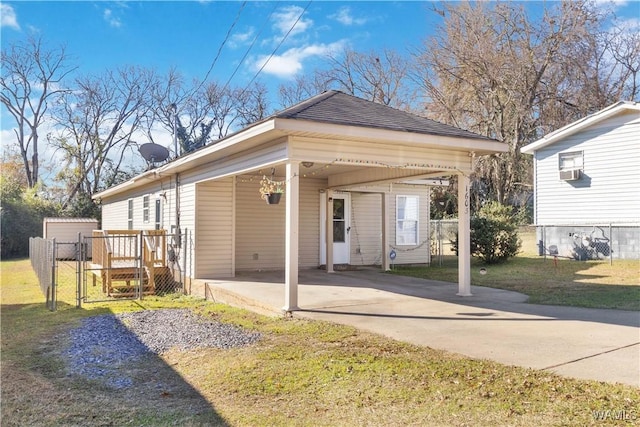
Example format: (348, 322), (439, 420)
(396, 195), (419, 245)
(143, 195), (150, 223)
(127, 199), (133, 230)
(559, 151), (583, 171)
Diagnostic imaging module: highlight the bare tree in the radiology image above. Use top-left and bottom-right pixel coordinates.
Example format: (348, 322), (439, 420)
(412, 1), (631, 206)
(235, 81), (270, 127)
(319, 47), (416, 110)
(277, 47), (416, 110)
(277, 73), (331, 108)
(52, 66), (159, 207)
(1, 36), (76, 188)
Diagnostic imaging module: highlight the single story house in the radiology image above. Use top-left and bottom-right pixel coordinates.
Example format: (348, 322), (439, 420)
(521, 101), (640, 260)
(94, 91), (507, 310)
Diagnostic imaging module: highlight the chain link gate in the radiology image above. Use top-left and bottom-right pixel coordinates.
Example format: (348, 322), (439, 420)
(30, 230), (190, 311)
(80, 230), (188, 305)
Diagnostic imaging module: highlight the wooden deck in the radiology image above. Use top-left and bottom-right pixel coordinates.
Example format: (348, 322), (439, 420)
(89, 230), (170, 297)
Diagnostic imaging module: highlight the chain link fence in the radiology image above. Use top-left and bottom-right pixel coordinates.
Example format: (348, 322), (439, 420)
(429, 219), (458, 265)
(29, 230), (191, 311)
(536, 224), (640, 262)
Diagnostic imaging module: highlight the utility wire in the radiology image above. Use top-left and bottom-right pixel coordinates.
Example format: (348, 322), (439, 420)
(220, 2), (279, 96)
(237, 0), (312, 100)
(188, 1), (247, 102)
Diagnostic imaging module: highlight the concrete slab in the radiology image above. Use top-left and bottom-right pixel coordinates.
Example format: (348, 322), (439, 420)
(200, 268), (640, 387)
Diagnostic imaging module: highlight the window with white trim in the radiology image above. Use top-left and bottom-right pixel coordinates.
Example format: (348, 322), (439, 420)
(396, 195), (419, 245)
(143, 195), (150, 223)
(127, 199), (134, 230)
(559, 151), (583, 171)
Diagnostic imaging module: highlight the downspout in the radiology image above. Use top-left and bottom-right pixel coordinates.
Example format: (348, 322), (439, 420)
(175, 173), (181, 248)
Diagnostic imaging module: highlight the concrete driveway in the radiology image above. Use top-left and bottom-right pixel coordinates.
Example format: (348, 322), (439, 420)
(196, 268), (640, 387)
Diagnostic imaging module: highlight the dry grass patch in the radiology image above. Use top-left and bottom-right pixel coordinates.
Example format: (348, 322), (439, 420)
(2, 258), (639, 426)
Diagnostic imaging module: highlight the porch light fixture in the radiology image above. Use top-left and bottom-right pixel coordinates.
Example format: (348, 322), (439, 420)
(302, 161), (314, 168)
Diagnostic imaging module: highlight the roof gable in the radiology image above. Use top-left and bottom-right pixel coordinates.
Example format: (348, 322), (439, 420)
(275, 91), (491, 141)
(521, 101), (640, 154)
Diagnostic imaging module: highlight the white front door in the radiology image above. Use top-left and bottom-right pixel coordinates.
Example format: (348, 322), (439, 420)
(320, 192), (351, 264)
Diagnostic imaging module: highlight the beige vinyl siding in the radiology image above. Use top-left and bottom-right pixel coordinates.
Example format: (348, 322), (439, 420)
(350, 193), (383, 265)
(534, 111), (640, 224)
(177, 181), (195, 278)
(341, 186), (431, 266)
(235, 176), (325, 271)
(235, 176), (285, 270)
(299, 178), (325, 267)
(194, 178), (234, 278)
(180, 140), (288, 184)
(290, 137), (472, 172)
(389, 185), (431, 265)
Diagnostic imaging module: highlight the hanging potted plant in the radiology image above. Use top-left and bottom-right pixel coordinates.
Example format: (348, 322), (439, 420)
(259, 176), (284, 204)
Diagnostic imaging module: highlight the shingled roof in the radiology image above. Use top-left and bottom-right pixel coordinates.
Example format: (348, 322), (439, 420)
(274, 90), (491, 141)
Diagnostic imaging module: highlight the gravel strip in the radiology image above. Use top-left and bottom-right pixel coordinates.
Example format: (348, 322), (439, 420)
(61, 308), (261, 389)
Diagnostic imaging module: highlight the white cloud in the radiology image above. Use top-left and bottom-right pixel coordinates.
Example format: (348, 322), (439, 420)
(229, 27), (255, 49)
(330, 6), (367, 26)
(272, 5), (312, 37)
(1, 4), (21, 30)
(253, 40), (346, 79)
(104, 8), (122, 28)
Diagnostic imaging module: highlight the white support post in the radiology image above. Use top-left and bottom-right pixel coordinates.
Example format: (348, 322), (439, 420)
(381, 192), (390, 271)
(284, 162), (300, 312)
(457, 172), (472, 296)
(326, 189), (334, 273)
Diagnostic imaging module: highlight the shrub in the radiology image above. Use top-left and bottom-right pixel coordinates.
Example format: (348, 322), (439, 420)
(452, 201), (521, 264)
(0, 186), (60, 258)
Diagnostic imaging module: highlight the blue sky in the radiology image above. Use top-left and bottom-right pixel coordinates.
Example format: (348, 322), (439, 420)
(3, 1), (637, 99)
(1, 1), (638, 175)
(1, 1), (438, 91)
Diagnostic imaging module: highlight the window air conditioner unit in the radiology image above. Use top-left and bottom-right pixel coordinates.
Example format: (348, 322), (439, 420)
(559, 169), (581, 181)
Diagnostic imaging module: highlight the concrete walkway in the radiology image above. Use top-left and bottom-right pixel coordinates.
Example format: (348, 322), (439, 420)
(195, 268), (640, 387)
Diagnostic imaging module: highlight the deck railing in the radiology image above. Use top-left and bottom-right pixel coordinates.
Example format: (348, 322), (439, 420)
(90, 229), (168, 295)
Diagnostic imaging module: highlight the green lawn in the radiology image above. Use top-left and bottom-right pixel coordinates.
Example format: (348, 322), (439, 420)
(2, 258), (639, 426)
(392, 229), (640, 310)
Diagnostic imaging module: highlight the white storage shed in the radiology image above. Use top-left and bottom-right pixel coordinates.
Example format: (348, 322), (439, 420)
(42, 217), (99, 259)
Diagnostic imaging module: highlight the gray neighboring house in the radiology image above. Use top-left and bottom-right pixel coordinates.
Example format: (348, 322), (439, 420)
(521, 101), (640, 260)
(94, 91), (507, 310)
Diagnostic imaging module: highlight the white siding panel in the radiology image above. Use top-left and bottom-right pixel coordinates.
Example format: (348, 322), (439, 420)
(535, 113), (640, 224)
(100, 178), (178, 231)
(101, 200), (128, 229)
(195, 179), (234, 278)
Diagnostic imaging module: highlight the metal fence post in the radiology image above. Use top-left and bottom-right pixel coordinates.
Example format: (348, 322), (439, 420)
(51, 238), (57, 311)
(182, 228), (188, 295)
(609, 223), (613, 266)
(139, 230), (144, 301)
(76, 232), (82, 308)
(542, 225), (546, 262)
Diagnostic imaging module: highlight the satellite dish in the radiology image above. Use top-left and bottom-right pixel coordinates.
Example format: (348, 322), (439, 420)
(139, 143), (170, 167)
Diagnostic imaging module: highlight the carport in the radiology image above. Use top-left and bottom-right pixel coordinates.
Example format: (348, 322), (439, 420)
(95, 91), (508, 311)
